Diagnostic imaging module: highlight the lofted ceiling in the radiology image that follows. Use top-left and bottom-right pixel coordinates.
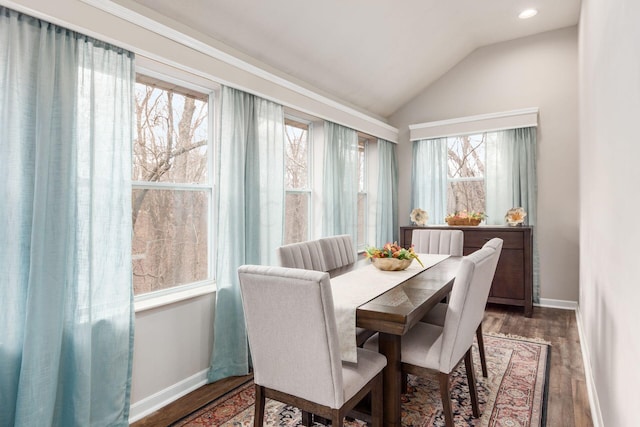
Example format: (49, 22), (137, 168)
(129, 0), (581, 118)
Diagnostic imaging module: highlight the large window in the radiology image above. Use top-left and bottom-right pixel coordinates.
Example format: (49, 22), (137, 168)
(357, 135), (368, 249)
(132, 75), (212, 295)
(284, 118), (311, 244)
(446, 133), (489, 214)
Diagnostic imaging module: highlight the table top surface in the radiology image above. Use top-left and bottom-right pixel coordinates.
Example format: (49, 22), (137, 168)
(330, 256), (461, 336)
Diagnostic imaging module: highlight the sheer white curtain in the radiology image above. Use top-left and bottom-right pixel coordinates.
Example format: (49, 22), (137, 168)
(323, 122), (358, 240)
(0, 7), (134, 426)
(376, 139), (398, 245)
(411, 138), (448, 225)
(486, 127), (539, 301)
(208, 86), (285, 382)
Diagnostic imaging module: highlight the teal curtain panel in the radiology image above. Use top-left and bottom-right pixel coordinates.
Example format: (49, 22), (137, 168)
(208, 86), (285, 382)
(323, 122), (358, 240)
(0, 7), (135, 426)
(376, 139), (399, 245)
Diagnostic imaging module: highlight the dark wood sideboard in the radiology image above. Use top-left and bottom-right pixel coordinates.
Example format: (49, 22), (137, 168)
(400, 225), (533, 317)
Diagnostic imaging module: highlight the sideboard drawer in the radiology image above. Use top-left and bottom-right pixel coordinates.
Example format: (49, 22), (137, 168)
(464, 230), (523, 249)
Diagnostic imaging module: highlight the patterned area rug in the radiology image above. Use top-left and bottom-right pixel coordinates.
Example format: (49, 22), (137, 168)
(174, 334), (550, 427)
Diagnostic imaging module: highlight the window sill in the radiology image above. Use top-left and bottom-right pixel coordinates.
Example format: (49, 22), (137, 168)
(134, 283), (216, 313)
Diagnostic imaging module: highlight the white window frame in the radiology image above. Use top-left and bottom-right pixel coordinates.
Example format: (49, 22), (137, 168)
(357, 135), (369, 251)
(133, 65), (218, 310)
(446, 133), (487, 214)
(284, 115), (313, 244)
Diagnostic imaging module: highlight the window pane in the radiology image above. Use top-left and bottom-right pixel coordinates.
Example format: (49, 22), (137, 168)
(358, 138), (366, 192)
(285, 121), (308, 189)
(284, 192), (309, 244)
(447, 134), (485, 179)
(357, 193), (366, 248)
(132, 189), (208, 294)
(447, 181), (485, 214)
(133, 82), (208, 184)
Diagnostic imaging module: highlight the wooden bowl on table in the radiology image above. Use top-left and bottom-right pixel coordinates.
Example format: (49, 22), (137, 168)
(371, 257), (413, 271)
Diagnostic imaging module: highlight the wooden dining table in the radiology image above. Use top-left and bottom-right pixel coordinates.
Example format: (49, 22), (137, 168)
(329, 256), (462, 427)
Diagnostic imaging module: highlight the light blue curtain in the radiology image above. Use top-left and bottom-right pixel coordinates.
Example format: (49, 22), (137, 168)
(486, 127), (539, 301)
(323, 122), (358, 240)
(0, 7), (134, 427)
(411, 138), (448, 225)
(376, 139), (399, 246)
(208, 86), (284, 382)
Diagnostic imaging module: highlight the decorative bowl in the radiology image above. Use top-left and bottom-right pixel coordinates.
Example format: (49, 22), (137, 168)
(445, 217), (481, 226)
(371, 257), (413, 271)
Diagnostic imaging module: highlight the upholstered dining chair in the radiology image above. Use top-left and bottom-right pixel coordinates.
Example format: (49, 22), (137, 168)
(318, 234), (357, 271)
(364, 242), (502, 427)
(238, 265), (386, 427)
(277, 239), (327, 271)
(318, 234), (375, 346)
(411, 229), (464, 256)
(420, 238), (503, 378)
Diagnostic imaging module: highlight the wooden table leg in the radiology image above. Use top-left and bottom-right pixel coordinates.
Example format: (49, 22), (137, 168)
(378, 332), (402, 427)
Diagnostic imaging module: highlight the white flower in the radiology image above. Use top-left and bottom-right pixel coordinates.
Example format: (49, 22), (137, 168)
(505, 207), (527, 225)
(410, 208), (429, 226)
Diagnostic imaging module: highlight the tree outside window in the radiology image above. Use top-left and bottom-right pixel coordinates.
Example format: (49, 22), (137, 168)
(284, 118), (311, 244)
(447, 134), (489, 214)
(357, 136), (368, 249)
(132, 76), (212, 295)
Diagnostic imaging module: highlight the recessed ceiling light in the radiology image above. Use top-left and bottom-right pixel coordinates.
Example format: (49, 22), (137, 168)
(519, 9), (538, 19)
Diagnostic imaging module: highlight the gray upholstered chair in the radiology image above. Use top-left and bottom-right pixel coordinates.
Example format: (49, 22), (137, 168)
(238, 265), (386, 427)
(318, 234), (375, 346)
(364, 241), (502, 427)
(420, 238), (503, 378)
(277, 240), (327, 271)
(411, 229), (464, 256)
(318, 234), (357, 271)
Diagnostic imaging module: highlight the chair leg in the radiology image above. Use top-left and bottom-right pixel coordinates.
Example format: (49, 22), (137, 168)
(371, 374), (384, 427)
(332, 409), (344, 427)
(464, 349), (480, 418)
(402, 372), (408, 393)
(476, 323), (488, 378)
(301, 411), (313, 426)
(254, 385), (265, 427)
(438, 372), (455, 427)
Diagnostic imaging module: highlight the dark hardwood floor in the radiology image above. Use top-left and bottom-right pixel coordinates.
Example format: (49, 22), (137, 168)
(132, 304), (593, 426)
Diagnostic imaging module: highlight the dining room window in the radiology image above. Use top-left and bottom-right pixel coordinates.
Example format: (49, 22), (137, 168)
(357, 135), (369, 249)
(132, 74), (213, 296)
(284, 117), (312, 244)
(446, 133), (489, 214)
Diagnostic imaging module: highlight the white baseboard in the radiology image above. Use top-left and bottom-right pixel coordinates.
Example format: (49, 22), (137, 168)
(575, 306), (605, 427)
(535, 298), (578, 310)
(129, 368), (210, 423)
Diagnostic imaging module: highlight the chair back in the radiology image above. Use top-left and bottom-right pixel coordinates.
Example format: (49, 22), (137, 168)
(411, 229), (464, 256)
(277, 240), (327, 271)
(238, 265), (345, 408)
(438, 238), (503, 372)
(319, 234), (356, 270)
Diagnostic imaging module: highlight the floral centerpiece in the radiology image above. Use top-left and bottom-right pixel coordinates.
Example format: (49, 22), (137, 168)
(445, 210), (486, 226)
(410, 208), (429, 226)
(505, 207), (527, 226)
(364, 242), (424, 271)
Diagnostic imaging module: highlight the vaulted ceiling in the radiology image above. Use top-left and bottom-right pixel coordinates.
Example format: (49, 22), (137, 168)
(129, 0), (581, 118)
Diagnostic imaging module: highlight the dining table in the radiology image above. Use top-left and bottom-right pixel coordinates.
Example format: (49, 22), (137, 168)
(329, 255), (462, 427)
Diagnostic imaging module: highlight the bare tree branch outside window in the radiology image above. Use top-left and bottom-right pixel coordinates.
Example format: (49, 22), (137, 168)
(284, 119), (310, 244)
(447, 134), (487, 214)
(132, 80), (210, 295)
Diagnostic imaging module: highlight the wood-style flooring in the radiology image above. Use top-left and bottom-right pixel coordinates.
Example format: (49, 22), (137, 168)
(132, 304), (593, 427)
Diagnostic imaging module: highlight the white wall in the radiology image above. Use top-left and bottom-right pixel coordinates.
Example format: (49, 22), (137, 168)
(389, 27), (579, 302)
(579, 0), (640, 425)
(130, 294), (215, 420)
